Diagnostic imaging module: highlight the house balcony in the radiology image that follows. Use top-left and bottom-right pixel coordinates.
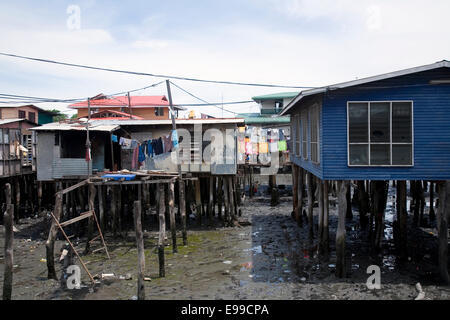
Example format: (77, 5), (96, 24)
(260, 108), (282, 115)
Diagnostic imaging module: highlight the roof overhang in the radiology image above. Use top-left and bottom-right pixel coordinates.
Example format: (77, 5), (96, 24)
(280, 60), (450, 115)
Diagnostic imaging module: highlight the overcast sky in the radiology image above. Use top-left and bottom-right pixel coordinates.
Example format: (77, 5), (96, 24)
(0, 0), (449, 117)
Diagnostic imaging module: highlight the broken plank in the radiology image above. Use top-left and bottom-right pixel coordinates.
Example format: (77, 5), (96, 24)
(59, 211), (93, 227)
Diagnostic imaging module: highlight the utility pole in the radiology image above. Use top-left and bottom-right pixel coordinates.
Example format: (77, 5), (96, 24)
(86, 97), (91, 178)
(127, 92), (133, 119)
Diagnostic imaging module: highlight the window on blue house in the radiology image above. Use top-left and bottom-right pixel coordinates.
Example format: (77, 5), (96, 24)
(348, 101), (412, 166)
(310, 105), (319, 163)
(295, 114), (301, 156)
(302, 111), (308, 160)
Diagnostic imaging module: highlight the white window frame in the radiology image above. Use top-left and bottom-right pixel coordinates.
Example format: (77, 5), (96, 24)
(347, 100), (414, 167)
(301, 110), (308, 160)
(309, 104), (320, 164)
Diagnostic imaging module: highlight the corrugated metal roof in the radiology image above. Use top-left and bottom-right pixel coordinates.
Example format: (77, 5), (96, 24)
(70, 95), (185, 110)
(252, 92), (300, 101)
(30, 118), (244, 131)
(0, 118), (26, 125)
(280, 60), (450, 115)
(31, 121), (119, 132)
(241, 116), (290, 125)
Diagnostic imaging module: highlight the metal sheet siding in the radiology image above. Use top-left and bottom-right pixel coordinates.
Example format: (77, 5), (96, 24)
(290, 96), (323, 179)
(36, 132), (54, 181)
(52, 159), (91, 179)
(321, 67), (450, 180)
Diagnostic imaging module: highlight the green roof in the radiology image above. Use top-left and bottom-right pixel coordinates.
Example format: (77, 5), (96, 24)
(252, 92), (299, 101)
(240, 116), (290, 125)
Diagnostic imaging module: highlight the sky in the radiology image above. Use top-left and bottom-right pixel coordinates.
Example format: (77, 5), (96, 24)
(0, 0), (449, 118)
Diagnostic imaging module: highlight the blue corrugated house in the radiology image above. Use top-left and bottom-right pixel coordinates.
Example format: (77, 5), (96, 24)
(281, 60), (450, 181)
(281, 60), (450, 281)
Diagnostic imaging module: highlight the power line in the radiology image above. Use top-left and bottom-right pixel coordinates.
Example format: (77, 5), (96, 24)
(0, 52), (315, 89)
(169, 81), (246, 115)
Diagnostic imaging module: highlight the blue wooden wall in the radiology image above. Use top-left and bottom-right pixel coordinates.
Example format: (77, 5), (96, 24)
(291, 67), (450, 181)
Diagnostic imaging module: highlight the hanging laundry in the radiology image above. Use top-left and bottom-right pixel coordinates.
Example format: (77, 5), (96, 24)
(147, 140), (154, 157)
(278, 140), (287, 151)
(279, 129), (285, 141)
(111, 134), (118, 143)
(132, 145), (140, 169)
(238, 126), (245, 133)
(153, 137), (164, 155)
(252, 143), (259, 155)
(119, 137), (132, 149)
(245, 142), (253, 155)
(131, 140), (138, 149)
(138, 144), (146, 163)
(259, 142), (269, 154)
(171, 130), (179, 149)
(269, 142), (278, 153)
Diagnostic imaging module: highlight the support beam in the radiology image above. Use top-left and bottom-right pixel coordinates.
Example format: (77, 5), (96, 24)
(84, 183), (96, 254)
(194, 179), (202, 225)
(133, 200), (145, 300)
(437, 181), (450, 284)
(306, 172), (314, 239)
(179, 179), (187, 246)
(430, 181), (436, 221)
(3, 183), (13, 300)
(168, 181), (177, 253)
(297, 167), (304, 227)
(322, 180), (329, 257)
(292, 165), (299, 221)
(46, 190), (62, 280)
(318, 177), (324, 252)
(336, 180), (349, 278)
(158, 184), (166, 277)
(396, 180), (408, 260)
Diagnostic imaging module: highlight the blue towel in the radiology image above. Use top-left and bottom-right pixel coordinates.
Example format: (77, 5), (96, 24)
(138, 144), (146, 162)
(111, 134), (118, 143)
(147, 140), (153, 157)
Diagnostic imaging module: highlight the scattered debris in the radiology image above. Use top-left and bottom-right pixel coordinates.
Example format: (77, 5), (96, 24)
(415, 283), (425, 300)
(223, 260), (232, 264)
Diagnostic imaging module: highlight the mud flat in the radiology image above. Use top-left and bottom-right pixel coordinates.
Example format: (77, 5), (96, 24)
(1, 195), (450, 300)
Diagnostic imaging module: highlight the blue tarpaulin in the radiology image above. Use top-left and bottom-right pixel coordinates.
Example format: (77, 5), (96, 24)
(101, 174), (136, 181)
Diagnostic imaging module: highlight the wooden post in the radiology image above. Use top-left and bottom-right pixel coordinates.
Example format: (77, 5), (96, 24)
(97, 185), (105, 233)
(208, 176), (214, 223)
(270, 175), (279, 206)
(437, 181), (450, 284)
(179, 179), (187, 245)
(249, 166), (254, 198)
(297, 167), (304, 226)
(37, 181), (43, 213)
(3, 183), (13, 300)
(14, 177), (20, 223)
(306, 172), (314, 239)
(133, 200), (145, 300)
(396, 180), (408, 260)
(169, 181), (177, 253)
(228, 176), (236, 222)
(117, 185), (122, 234)
(292, 165), (299, 221)
(322, 180), (329, 257)
(194, 179), (202, 225)
(158, 184), (166, 277)
(373, 181), (388, 250)
(46, 190), (62, 280)
(223, 177), (230, 226)
(84, 183), (96, 254)
(217, 177), (223, 220)
(430, 181), (436, 220)
(336, 180), (349, 278)
(318, 177), (324, 252)
(357, 180), (369, 229)
(346, 183), (352, 220)
(111, 186), (117, 236)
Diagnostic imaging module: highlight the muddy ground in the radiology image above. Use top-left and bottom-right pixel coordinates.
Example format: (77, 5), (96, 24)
(1, 184), (450, 300)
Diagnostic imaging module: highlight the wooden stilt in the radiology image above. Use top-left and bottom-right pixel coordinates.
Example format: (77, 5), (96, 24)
(419, 181), (425, 226)
(158, 184), (166, 277)
(373, 181), (388, 250)
(3, 183), (13, 300)
(292, 165), (299, 221)
(98, 185), (105, 233)
(318, 177), (324, 252)
(322, 180), (329, 257)
(437, 181), (450, 284)
(208, 176), (214, 223)
(168, 180), (177, 253)
(37, 181), (43, 213)
(336, 180), (349, 278)
(228, 176), (236, 223)
(179, 179), (187, 245)
(111, 186), (117, 236)
(14, 177), (20, 223)
(306, 172), (314, 239)
(46, 190), (62, 280)
(357, 180), (369, 229)
(430, 181), (436, 220)
(217, 177), (223, 220)
(223, 177), (230, 226)
(396, 180), (408, 260)
(297, 167), (304, 226)
(194, 179), (202, 225)
(346, 183), (352, 220)
(84, 183), (96, 254)
(133, 200), (145, 300)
